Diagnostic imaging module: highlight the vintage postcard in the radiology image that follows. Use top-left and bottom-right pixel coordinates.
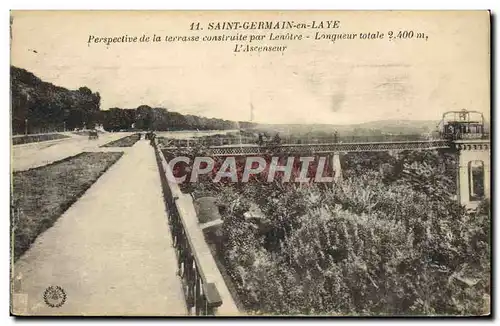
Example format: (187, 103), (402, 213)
(10, 10), (491, 316)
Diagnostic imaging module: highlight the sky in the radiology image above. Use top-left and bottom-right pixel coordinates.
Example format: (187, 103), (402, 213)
(10, 11), (490, 124)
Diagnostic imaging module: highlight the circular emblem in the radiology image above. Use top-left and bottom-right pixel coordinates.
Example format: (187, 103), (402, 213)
(43, 286), (66, 308)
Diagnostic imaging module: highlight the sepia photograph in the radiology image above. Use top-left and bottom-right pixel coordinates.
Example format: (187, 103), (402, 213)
(9, 10), (491, 317)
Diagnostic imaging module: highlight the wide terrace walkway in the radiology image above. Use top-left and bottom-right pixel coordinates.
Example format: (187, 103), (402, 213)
(11, 132), (129, 172)
(12, 139), (187, 316)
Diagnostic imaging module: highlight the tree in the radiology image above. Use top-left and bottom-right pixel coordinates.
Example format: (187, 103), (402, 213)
(11, 66), (102, 133)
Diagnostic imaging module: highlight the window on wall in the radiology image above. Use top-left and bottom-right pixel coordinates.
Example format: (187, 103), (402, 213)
(469, 160), (485, 201)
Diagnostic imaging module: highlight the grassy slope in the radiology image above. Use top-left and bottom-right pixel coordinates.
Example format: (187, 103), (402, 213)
(11, 151), (123, 261)
(12, 133), (69, 146)
(101, 134), (140, 147)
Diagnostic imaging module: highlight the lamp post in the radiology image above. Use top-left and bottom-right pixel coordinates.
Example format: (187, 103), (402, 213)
(25, 92), (30, 135)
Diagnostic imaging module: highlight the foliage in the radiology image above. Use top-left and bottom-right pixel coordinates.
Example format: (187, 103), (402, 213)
(101, 108), (136, 131)
(11, 66), (101, 134)
(11, 66), (250, 134)
(125, 105), (237, 131)
(179, 143), (490, 316)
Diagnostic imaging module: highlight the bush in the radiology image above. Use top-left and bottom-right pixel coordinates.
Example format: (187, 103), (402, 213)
(164, 141), (490, 315)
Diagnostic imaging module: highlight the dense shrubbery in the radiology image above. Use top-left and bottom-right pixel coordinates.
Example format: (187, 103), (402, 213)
(169, 143), (490, 315)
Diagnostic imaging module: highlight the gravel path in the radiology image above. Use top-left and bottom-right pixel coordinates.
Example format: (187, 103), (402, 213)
(12, 140), (187, 316)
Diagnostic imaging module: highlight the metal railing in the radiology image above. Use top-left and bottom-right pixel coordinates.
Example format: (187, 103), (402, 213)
(160, 139), (452, 156)
(153, 139), (238, 315)
(161, 137), (256, 148)
(159, 134), (433, 148)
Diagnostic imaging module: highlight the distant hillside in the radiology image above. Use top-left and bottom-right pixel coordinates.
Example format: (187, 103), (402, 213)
(354, 119), (439, 134)
(252, 119), (440, 137)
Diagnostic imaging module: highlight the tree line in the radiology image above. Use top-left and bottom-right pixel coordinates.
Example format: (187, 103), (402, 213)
(102, 105), (242, 132)
(11, 66), (101, 134)
(11, 66), (255, 134)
